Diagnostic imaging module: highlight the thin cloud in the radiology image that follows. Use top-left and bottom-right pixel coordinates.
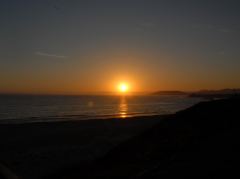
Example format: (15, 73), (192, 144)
(192, 24), (233, 33)
(35, 52), (67, 58)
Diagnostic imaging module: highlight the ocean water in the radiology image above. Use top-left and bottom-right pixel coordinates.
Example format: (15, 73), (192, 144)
(0, 95), (202, 123)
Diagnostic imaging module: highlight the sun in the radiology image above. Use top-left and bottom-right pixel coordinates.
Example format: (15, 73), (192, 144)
(118, 83), (129, 93)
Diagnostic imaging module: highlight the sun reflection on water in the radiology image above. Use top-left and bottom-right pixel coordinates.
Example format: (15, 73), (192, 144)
(119, 97), (128, 118)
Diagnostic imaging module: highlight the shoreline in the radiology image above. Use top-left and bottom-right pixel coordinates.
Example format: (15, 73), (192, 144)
(72, 97), (240, 178)
(0, 113), (169, 127)
(0, 114), (165, 179)
(0, 114), (167, 125)
(2, 98), (238, 178)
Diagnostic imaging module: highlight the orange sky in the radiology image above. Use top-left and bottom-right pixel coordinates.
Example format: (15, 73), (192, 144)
(1, 1), (240, 95)
(1, 50), (239, 95)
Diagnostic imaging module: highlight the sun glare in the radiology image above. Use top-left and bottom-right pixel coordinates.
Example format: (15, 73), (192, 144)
(118, 83), (129, 93)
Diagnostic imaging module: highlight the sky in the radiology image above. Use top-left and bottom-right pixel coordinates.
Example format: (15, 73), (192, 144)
(0, 0), (240, 94)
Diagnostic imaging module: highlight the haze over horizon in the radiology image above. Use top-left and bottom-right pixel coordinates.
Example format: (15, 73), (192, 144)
(1, 0), (240, 95)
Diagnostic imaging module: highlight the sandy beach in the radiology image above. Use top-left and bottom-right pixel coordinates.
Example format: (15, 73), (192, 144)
(0, 116), (162, 179)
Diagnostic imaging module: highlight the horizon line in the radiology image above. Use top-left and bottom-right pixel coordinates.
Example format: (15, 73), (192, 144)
(1, 88), (240, 96)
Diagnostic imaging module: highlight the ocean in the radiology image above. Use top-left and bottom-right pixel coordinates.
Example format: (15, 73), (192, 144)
(0, 95), (202, 123)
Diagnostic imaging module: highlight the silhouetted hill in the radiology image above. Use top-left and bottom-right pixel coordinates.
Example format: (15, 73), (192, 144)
(55, 97), (240, 178)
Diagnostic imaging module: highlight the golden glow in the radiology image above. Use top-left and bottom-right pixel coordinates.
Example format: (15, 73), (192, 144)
(118, 83), (129, 93)
(119, 97), (128, 118)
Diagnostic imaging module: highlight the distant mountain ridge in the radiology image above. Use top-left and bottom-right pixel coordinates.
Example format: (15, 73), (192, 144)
(152, 89), (240, 98)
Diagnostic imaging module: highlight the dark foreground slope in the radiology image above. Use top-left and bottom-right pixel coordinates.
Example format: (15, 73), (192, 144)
(0, 117), (159, 179)
(54, 97), (240, 178)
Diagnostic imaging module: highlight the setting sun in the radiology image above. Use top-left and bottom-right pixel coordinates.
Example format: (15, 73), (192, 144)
(118, 83), (129, 93)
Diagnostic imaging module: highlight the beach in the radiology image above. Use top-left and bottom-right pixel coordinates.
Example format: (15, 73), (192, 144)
(0, 116), (162, 179)
(1, 97), (240, 178)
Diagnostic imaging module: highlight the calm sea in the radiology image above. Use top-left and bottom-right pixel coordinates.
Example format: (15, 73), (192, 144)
(0, 95), (202, 124)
